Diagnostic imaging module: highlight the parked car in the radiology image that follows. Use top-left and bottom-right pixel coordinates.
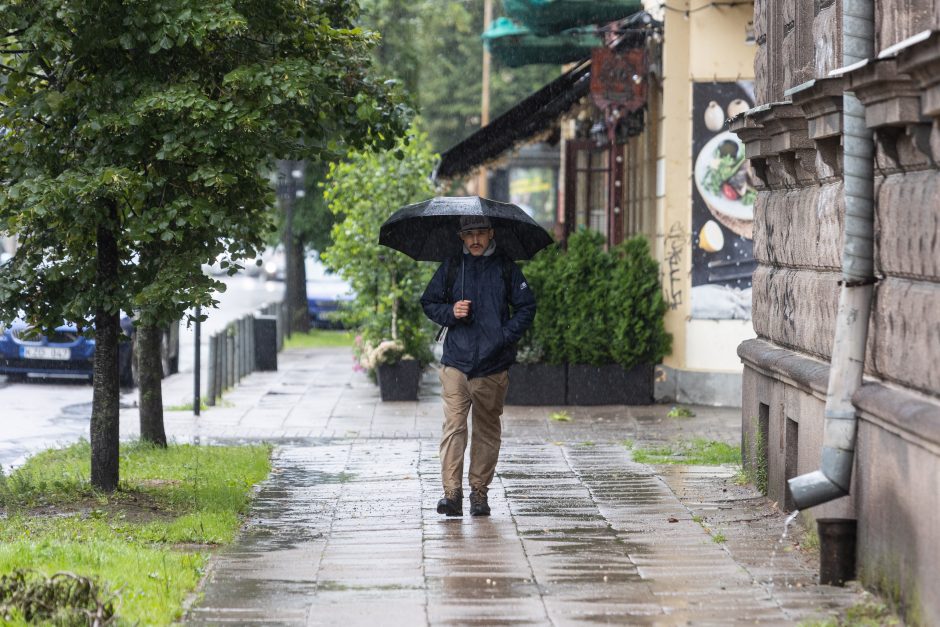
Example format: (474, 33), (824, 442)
(0, 318), (179, 386)
(261, 245), (287, 281)
(306, 255), (353, 329)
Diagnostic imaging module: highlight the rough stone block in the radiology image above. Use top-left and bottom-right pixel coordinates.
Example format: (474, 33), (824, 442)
(870, 277), (940, 394)
(751, 265), (840, 359)
(812, 5), (841, 79)
(754, 0), (771, 104)
(875, 0), (937, 53)
(753, 184), (842, 270)
(876, 170), (940, 281)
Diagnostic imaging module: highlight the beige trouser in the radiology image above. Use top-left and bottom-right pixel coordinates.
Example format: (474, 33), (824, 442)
(439, 365), (509, 496)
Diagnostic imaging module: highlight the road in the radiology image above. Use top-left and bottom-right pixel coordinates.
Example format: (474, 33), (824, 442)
(0, 274), (284, 471)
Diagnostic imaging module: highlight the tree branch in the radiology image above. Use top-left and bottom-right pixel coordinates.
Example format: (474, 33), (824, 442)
(0, 61), (49, 81)
(34, 56), (59, 86)
(236, 34), (277, 47)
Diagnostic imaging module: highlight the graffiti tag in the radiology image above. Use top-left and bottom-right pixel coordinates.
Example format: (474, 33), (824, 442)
(663, 221), (685, 310)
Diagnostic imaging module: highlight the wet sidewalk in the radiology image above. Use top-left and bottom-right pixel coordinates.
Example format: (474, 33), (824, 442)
(181, 347), (868, 626)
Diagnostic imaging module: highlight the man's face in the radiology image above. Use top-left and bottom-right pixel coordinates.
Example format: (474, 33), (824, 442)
(460, 228), (494, 256)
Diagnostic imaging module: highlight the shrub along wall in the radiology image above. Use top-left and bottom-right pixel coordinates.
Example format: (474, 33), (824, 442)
(521, 230), (671, 368)
(509, 231), (671, 405)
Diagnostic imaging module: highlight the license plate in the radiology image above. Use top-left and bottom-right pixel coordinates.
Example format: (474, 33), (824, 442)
(23, 346), (71, 360)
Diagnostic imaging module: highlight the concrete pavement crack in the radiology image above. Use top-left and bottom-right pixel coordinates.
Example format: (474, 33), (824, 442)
(558, 443), (662, 617)
(419, 438), (431, 627)
(497, 463), (556, 627)
(309, 440), (356, 603)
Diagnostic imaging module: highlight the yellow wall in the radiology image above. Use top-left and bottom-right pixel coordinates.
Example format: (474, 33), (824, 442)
(659, 0), (755, 371)
(689, 3), (757, 81)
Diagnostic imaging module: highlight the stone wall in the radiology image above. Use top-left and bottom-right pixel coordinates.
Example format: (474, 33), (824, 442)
(735, 3), (940, 623)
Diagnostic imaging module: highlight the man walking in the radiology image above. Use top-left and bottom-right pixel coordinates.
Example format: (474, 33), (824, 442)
(420, 215), (536, 516)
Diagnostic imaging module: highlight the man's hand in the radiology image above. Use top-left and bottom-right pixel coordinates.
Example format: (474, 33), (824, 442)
(453, 300), (472, 319)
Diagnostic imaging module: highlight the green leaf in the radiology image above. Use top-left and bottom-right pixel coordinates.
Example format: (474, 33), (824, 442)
(0, 0), (411, 437)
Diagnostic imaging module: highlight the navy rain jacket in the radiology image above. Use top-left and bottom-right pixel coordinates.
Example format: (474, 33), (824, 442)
(421, 251), (536, 379)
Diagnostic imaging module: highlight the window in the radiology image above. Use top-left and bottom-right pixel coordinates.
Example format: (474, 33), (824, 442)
(509, 166), (557, 231)
(565, 140), (611, 239)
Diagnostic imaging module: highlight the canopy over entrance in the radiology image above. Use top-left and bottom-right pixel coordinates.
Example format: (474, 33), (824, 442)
(503, 0), (644, 35)
(434, 60), (590, 179)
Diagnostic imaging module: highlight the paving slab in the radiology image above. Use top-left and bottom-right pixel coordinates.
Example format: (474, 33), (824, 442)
(181, 347), (870, 626)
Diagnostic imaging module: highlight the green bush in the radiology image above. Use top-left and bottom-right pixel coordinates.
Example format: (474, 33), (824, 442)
(322, 122), (438, 376)
(520, 230), (671, 368)
(517, 242), (562, 364)
(610, 236), (672, 367)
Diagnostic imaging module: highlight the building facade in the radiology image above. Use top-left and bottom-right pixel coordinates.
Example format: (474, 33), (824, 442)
(656, 0), (757, 405)
(733, 2), (940, 623)
(438, 1), (758, 406)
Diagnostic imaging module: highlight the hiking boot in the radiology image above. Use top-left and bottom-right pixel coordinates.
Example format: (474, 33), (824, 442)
(437, 488), (463, 516)
(469, 490), (490, 516)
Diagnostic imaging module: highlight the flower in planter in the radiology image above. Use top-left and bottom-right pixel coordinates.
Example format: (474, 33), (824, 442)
(322, 124), (437, 382)
(359, 339), (415, 372)
(515, 338), (545, 365)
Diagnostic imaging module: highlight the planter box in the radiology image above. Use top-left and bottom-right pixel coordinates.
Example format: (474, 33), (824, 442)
(505, 363), (567, 405)
(566, 363), (654, 405)
(377, 359), (421, 401)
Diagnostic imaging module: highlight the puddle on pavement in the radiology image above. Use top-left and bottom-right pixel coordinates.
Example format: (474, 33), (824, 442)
(240, 525), (324, 550)
(198, 576), (315, 606)
(58, 402), (93, 418)
(316, 580), (423, 592)
(264, 466), (356, 488)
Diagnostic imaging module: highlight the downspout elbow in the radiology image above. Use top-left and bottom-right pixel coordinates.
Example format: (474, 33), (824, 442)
(788, 469), (848, 509)
(788, 443), (854, 509)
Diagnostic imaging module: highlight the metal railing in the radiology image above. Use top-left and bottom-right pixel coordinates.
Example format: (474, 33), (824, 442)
(205, 301), (284, 406)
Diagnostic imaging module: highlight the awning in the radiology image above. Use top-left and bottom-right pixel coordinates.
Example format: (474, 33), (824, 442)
(482, 17), (602, 68)
(435, 60), (591, 180)
(503, 0), (644, 36)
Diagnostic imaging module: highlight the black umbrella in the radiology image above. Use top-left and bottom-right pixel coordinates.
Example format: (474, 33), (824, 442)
(378, 196), (554, 261)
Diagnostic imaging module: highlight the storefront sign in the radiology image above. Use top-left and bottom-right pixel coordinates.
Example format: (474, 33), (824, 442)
(590, 47), (647, 113)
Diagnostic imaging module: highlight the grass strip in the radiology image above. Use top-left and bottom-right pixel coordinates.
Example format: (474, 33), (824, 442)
(0, 440), (271, 625)
(629, 438), (741, 466)
(284, 329), (355, 350)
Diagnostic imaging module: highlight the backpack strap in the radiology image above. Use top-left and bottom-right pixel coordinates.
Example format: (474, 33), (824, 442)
(443, 253), (462, 302)
(499, 253), (514, 309)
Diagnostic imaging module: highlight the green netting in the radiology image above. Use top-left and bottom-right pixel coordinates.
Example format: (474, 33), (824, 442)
(503, 0), (643, 35)
(482, 17), (601, 68)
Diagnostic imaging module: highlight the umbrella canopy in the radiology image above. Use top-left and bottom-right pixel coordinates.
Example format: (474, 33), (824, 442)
(379, 196), (554, 261)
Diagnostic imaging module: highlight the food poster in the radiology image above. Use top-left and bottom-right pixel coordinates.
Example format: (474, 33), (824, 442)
(690, 81), (757, 320)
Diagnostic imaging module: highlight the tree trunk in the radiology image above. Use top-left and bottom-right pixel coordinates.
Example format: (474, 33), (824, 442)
(286, 234), (309, 335)
(91, 223), (121, 492)
(137, 324), (167, 447)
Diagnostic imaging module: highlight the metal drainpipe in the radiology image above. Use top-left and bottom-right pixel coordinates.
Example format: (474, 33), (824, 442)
(787, 0), (876, 509)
